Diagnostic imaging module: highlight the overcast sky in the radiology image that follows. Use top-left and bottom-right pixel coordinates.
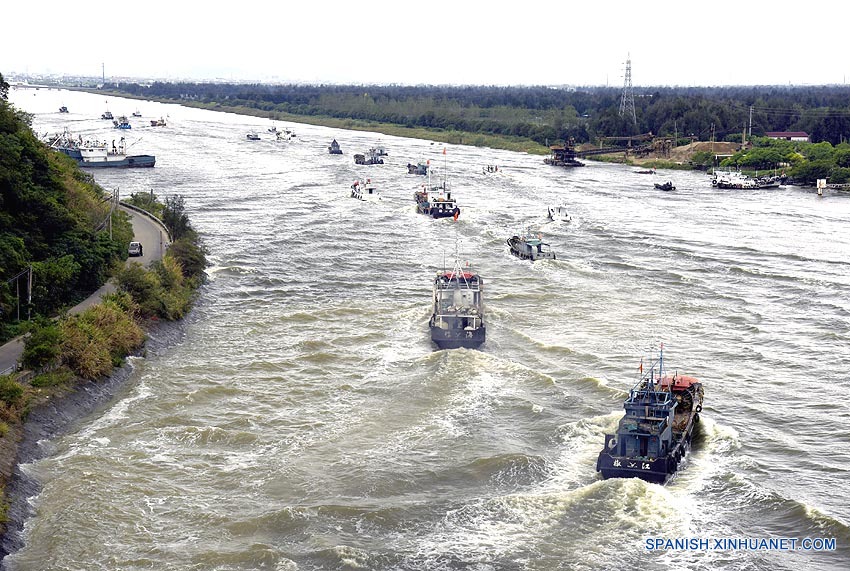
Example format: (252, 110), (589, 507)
(6, 1), (848, 87)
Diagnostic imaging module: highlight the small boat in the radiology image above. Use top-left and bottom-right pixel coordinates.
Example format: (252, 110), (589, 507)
(132, 109), (142, 117)
(268, 124), (279, 134)
(113, 116), (132, 129)
(275, 129), (295, 142)
(150, 117), (167, 127)
(482, 165), (499, 174)
(429, 261), (485, 349)
(407, 161), (429, 175)
(350, 179), (381, 201)
(59, 105), (69, 113)
(101, 110), (114, 120)
(547, 206), (572, 222)
(596, 347), (704, 484)
(372, 146), (388, 156)
(654, 181), (675, 191)
(507, 230), (556, 261)
(328, 139), (343, 154)
(246, 131), (260, 141)
(636, 168), (655, 174)
(354, 150), (384, 165)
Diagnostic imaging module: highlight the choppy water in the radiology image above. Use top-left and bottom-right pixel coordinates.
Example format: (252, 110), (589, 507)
(5, 88), (850, 570)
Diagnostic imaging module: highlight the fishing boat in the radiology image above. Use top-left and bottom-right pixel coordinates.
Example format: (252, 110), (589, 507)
(246, 131), (260, 141)
(350, 179), (381, 201)
(407, 161), (429, 175)
(268, 124), (279, 134)
(429, 260), (485, 349)
(58, 105), (69, 113)
(132, 109), (142, 117)
(547, 206), (572, 222)
(596, 347), (704, 484)
(482, 165), (500, 174)
(372, 145), (388, 156)
(414, 155), (459, 219)
(101, 110), (114, 120)
(654, 181), (675, 191)
(150, 117), (167, 127)
(113, 116), (132, 129)
(507, 230), (556, 260)
(328, 139), (343, 154)
(354, 149), (384, 165)
(46, 130), (155, 168)
(636, 168), (656, 174)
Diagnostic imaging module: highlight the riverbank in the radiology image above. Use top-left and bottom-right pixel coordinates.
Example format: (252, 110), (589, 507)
(0, 316), (188, 560)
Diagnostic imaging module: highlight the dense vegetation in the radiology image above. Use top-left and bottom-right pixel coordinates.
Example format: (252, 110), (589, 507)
(717, 137), (850, 184)
(0, 73), (132, 341)
(106, 81), (850, 149)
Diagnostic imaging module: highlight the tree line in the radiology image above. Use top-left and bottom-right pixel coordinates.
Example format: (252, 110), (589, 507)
(107, 81), (850, 146)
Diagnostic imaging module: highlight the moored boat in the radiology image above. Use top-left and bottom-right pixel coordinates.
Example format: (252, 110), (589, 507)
(544, 140), (585, 167)
(596, 347), (704, 484)
(46, 130), (155, 168)
(507, 230), (555, 260)
(429, 261), (485, 349)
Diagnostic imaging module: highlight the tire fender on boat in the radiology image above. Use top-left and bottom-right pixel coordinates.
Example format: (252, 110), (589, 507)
(695, 404), (702, 413)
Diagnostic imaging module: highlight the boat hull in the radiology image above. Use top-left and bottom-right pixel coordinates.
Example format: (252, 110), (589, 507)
(56, 147), (156, 168)
(597, 411), (699, 484)
(430, 324), (485, 349)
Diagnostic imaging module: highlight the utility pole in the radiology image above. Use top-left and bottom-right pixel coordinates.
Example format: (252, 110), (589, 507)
(27, 266), (32, 321)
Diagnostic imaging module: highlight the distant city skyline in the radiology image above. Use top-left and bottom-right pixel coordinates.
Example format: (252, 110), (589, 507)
(6, 1), (848, 87)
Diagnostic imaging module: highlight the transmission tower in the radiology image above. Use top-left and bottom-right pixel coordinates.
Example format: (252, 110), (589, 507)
(619, 53), (637, 125)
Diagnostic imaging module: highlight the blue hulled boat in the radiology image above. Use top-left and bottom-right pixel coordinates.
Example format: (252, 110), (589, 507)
(596, 348), (704, 484)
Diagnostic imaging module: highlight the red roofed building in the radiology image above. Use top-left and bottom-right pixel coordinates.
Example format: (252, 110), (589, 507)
(764, 131), (810, 142)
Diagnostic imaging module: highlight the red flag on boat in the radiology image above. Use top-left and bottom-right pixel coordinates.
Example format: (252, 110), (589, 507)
(639, 357), (643, 373)
(443, 147), (446, 155)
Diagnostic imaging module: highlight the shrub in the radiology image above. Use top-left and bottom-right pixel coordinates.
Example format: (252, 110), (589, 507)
(0, 376), (23, 405)
(21, 319), (62, 370)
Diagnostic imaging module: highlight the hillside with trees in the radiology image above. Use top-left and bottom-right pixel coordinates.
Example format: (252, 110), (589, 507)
(0, 73), (133, 341)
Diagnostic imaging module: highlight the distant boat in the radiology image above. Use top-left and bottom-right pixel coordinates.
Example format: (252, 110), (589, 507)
(101, 110), (114, 120)
(482, 165), (499, 174)
(654, 181), (675, 191)
(407, 161), (429, 175)
(328, 139), (343, 154)
(354, 149), (384, 165)
(150, 117), (167, 127)
(544, 140), (584, 167)
(350, 179), (381, 201)
(132, 109), (142, 117)
(59, 105), (69, 113)
(507, 230), (556, 261)
(246, 131), (260, 141)
(113, 116), (132, 129)
(547, 206), (572, 222)
(636, 168), (655, 174)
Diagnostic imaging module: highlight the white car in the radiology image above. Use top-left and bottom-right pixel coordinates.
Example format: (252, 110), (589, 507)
(128, 241), (143, 257)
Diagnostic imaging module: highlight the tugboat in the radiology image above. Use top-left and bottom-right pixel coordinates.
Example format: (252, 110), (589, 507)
(407, 161), (429, 175)
(429, 259), (485, 349)
(544, 140), (585, 167)
(596, 347), (704, 484)
(59, 105), (69, 113)
(654, 181), (675, 191)
(507, 230), (556, 260)
(328, 139), (343, 154)
(350, 179), (381, 201)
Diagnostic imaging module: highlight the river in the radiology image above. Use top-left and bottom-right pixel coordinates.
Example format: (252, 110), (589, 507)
(5, 87), (850, 570)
